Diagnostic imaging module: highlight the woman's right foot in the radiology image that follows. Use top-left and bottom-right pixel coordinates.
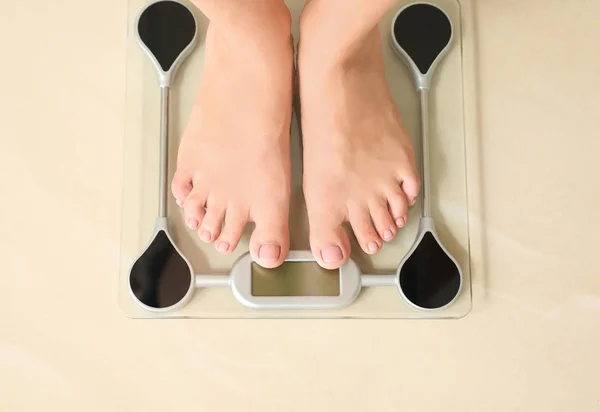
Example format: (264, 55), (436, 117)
(173, 5), (294, 268)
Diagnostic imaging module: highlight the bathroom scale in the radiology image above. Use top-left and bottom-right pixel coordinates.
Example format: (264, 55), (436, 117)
(120, 0), (472, 319)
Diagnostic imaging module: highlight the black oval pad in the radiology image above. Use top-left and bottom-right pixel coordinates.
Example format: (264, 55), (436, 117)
(392, 3), (452, 74)
(137, 1), (196, 72)
(129, 230), (192, 309)
(399, 232), (461, 309)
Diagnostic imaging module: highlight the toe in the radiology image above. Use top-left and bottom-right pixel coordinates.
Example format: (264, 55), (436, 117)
(308, 210), (351, 269)
(386, 183), (409, 228)
(215, 206), (248, 254)
(348, 205), (382, 255)
(183, 187), (207, 230)
(369, 197), (397, 242)
(399, 166), (421, 206)
(171, 169), (193, 207)
(249, 208), (290, 268)
(198, 197), (226, 243)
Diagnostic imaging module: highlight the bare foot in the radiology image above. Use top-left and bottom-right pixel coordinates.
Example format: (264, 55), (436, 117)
(298, 22), (420, 269)
(172, 8), (293, 268)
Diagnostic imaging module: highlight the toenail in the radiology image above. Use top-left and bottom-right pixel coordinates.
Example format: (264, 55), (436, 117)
(217, 242), (230, 253)
(395, 217), (405, 228)
(258, 244), (281, 262)
(410, 197), (417, 206)
(383, 229), (393, 241)
(176, 198), (183, 207)
(187, 219), (198, 229)
(368, 242), (379, 253)
(321, 246), (343, 263)
(200, 230), (212, 242)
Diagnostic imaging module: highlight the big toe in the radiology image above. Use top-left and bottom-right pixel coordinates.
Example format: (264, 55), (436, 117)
(308, 212), (351, 270)
(249, 210), (290, 269)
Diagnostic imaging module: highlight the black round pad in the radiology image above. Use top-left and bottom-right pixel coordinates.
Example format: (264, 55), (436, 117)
(392, 3), (452, 74)
(399, 232), (461, 309)
(137, 1), (196, 72)
(129, 230), (192, 309)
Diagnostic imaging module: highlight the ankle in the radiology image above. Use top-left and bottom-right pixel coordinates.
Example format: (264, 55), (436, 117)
(299, 6), (380, 70)
(299, 24), (381, 77)
(210, 2), (292, 50)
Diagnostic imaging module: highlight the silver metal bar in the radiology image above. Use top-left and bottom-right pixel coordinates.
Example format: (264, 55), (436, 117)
(419, 88), (431, 218)
(158, 86), (170, 218)
(360, 274), (396, 287)
(195, 274), (231, 288)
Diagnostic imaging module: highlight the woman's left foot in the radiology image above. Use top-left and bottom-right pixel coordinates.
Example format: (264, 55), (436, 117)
(298, 22), (420, 269)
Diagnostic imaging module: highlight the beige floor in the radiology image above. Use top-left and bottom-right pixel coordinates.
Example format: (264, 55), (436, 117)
(1, 0), (599, 411)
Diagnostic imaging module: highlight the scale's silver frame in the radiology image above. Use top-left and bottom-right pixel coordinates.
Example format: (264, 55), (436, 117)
(129, 218), (196, 313)
(389, 1), (455, 91)
(395, 218), (463, 311)
(192, 251), (397, 311)
(128, 0), (198, 313)
(134, 0), (199, 88)
(389, 2), (463, 310)
(232, 251), (362, 310)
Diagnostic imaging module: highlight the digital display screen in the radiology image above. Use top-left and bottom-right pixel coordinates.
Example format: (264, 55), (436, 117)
(251, 262), (340, 297)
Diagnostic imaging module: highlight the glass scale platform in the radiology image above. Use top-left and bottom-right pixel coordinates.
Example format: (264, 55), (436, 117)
(119, 0), (472, 319)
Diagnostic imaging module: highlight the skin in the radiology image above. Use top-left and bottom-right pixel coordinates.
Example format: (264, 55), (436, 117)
(174, 0), (420, 269)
